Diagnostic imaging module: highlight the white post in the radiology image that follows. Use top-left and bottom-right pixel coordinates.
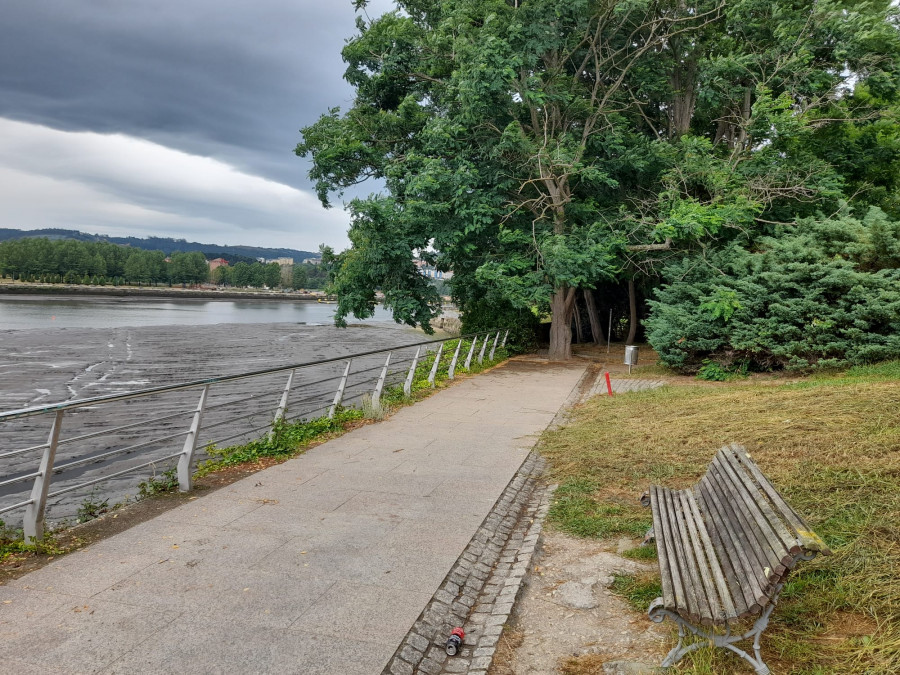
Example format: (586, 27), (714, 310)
(427, 343), (444, 387)
(270, 369), (295, 433)
(23, 410), (64, 541)
(478, 333), (489, 364)
(489, 331), (500, 361)
(372, 352), (392, 407)
(328, 360), (352, 419)
(177, 384), (209, 492)
(464, 337), (477, 370)
(447, 339), (463, 379)
(403, 347), (421, 396)
(501, 329), (509, 348)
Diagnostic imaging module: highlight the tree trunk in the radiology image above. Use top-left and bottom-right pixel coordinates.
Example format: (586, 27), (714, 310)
(626, 278), (638, 345)
(573, 294), (584, 344)
(548, 285), (576, 361)
(583, 289), (602, 344)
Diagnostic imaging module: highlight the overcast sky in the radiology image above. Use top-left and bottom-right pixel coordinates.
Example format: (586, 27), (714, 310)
(0, 0), (396, 252)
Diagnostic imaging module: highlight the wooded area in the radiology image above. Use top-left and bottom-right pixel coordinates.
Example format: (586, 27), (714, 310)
(299, 0), (900, 367)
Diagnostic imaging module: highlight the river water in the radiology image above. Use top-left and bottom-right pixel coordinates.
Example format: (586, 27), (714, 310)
(0, 294), (397, 331)
(0, 295), (432, 528)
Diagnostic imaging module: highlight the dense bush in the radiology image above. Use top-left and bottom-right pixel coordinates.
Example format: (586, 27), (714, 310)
(646, 208), (900, 371)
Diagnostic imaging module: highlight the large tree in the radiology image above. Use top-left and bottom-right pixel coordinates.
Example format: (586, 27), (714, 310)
(299, 0), (899, 360)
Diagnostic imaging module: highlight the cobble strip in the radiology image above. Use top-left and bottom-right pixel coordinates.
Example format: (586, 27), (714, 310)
(382, 451), (547, 675)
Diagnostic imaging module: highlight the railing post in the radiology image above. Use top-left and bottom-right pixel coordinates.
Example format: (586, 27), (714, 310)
(464, 336), (477, 370)
(427, 343), (444, 387)
(177, 384), (209, 492)
(372, 352), (392, 408)
(489, 331), (500, 361)
(501, 329), (509, 348)
(448, 339), (463, 380)
(270, 369), (295, 434)
(23, 410), (64, 541)
(328, 360), (352, 419)
(403, 347), (421, 396)
(478, 333), (489, 364)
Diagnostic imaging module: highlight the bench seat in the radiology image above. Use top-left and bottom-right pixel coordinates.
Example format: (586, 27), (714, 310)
(646, 444), (830, 673)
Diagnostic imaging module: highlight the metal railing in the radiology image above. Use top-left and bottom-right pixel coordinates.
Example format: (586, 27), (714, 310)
(0, 329), (509, 540)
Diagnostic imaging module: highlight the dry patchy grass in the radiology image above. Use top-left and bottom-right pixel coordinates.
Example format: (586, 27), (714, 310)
(541, 362), (900, 674)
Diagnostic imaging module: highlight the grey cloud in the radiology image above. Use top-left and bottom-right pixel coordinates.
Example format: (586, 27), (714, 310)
(1, 0), (395, 186)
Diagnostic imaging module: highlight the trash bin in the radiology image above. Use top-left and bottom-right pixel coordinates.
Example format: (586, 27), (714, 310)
(624, 346), (639, 373)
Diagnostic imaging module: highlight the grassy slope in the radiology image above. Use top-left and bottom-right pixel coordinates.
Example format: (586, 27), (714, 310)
(541, 362), (900, 674)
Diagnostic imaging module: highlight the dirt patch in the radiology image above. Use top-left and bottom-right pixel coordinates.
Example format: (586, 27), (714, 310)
(490, 530), (668, 674)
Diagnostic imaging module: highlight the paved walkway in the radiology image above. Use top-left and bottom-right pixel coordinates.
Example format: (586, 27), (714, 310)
(0, 359), (586, 674)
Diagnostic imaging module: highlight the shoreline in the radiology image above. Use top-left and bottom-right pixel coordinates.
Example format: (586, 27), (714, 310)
(0, 282), (323, 301)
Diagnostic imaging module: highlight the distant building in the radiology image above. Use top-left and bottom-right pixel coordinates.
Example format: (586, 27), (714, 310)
(302, 257), (322, 265)
(413, 258), (453, 280)
(266, 257), (294, 266)
(207, 257), (229, 271)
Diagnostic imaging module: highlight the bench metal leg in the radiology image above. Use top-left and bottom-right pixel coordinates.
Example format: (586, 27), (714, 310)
(649, 586), (785, 675)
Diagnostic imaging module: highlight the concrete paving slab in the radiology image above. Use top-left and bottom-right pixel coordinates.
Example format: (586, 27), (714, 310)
(0, 359), (586, 672)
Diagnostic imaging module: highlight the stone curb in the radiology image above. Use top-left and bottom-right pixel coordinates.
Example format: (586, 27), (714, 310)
(381, 451), (547, 675)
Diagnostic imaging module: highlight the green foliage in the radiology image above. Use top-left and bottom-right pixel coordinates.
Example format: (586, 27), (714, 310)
(77, 491), (110, 523)
(647, 208), (900, 371)
(297, 0), (900, 358)
(137, 467), (180, 498)
(610, 573), (663, 613)
(0, 519), (68, 561)
(622, 543), (658, 561)
(196, 409), (364, 475)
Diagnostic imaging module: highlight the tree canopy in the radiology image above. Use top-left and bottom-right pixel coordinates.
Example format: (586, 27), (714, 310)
(298, 0), (900, 360)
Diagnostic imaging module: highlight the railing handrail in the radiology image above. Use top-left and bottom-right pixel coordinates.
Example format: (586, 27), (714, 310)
(0, 329), (499, 423)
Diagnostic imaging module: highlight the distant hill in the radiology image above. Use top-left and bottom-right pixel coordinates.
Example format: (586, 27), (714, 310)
(0, 228), (319, 262)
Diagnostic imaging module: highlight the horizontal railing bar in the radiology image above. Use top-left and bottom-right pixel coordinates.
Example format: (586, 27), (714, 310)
(283, 402), (330, 422)
(54, 408), (195, 447)
(0, 331), (498, 422)
(0, 498), (35, 516)
(288, 373), (345, 390)
(199, 424), (273, 450)
(0, 471), (41, 488)
(46, 453), (184, 499)
(52, 430), (187, 473)
(197, 410), (263, 433)
(202, 394), (273, 414)
(0, 445), (45, 460)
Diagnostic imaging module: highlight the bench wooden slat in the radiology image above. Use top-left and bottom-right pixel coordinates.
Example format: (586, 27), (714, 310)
(692, 486), (749, 620)
(672, 489), (714, 625)
(663, 486), (702, 623)
(678, 490), (723, 624)
(704, 467), (776, 603)
(709, 459), (788, 583)
(697, 478), (765, 615)
(726, 444), (832, 555)
(650, 486), (677, 613)
(686, 487), (737, 621)
(718, 446), (804, 557)
(653, 486), (688, 614)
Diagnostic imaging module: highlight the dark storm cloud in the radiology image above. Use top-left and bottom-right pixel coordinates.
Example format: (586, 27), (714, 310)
(0, 0), (394, 186)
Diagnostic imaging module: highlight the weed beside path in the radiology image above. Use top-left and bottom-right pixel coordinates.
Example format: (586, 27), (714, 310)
(540, 362), (900, 674)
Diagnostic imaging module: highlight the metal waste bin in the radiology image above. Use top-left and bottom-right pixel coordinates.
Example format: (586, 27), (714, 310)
(624, 346), (639, 373)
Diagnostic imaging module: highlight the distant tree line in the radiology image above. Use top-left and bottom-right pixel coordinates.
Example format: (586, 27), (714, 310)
(0, 238), (212, 286)
(0, 237), (331, 291)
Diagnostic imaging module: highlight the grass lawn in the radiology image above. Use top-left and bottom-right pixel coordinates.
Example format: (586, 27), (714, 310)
(541, 361), (900, 674)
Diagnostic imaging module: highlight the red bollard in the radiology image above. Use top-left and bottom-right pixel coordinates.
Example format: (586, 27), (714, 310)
(605, 371), (614, 396)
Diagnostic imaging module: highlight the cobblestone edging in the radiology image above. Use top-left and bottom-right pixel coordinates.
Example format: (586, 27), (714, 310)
(382, 451), (551, 675)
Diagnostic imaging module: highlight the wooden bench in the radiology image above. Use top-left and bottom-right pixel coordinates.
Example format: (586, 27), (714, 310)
(644, 443), (831, 675)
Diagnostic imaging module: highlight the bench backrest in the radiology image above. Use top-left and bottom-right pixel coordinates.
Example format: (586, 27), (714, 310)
(651, 443), (831, 625)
